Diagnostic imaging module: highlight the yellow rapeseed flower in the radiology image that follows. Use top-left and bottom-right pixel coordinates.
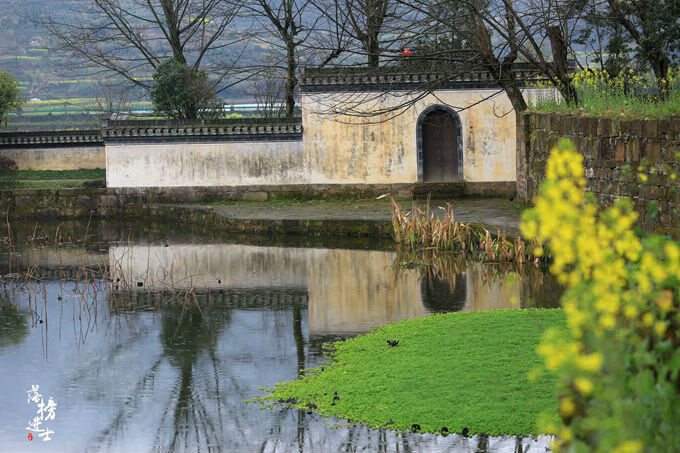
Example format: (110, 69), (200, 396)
(574, 376), (593, 395)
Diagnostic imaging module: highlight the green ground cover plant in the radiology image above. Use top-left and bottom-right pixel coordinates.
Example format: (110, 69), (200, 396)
(256, 309), (567, 436)
(529, 69), (680, 119)
(0, 169), (105, 189)
(0, 181), (93, 189)
(0, 169), (105, 181)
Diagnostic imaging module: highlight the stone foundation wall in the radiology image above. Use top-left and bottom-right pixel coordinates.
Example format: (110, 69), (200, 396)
(0, 186), (399, 236)
(517, 112), (680, 235)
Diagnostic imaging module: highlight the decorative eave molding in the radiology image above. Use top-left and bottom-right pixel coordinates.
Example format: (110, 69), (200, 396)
(299, 63), (569, 92)
(0, 130), (103, 148)
(102, 123), (302, 139)
(300, 70), (545, 92)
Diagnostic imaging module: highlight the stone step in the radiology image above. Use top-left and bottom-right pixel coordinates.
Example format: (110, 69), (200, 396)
(412, 182), (465, 199)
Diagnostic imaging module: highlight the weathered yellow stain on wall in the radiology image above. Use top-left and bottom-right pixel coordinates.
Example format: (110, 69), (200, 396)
(302, 89), (520, 183)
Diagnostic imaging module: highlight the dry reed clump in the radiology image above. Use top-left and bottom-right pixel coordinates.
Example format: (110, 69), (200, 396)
(390, 198), (544, 263)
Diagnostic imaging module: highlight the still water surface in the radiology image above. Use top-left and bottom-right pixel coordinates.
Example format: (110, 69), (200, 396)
(0, 220), (558, 452)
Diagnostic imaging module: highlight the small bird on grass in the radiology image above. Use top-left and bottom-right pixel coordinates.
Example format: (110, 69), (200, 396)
(385, 419), (394, 426)
(333, 391), (340, 401)
(411, 423), (421, 432)
(461, 427), (469, 437)
(386, 340), (399, 347)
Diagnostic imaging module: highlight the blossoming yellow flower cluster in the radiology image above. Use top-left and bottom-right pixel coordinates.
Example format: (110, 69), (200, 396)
(521, 139), (680, 452)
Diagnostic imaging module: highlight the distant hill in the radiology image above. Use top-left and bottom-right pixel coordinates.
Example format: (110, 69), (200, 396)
(0, 0), (267, 129)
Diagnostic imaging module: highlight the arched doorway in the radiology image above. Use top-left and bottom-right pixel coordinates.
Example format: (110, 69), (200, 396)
(417, 106), (463, 182)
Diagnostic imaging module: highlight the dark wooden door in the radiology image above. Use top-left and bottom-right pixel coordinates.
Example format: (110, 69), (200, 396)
(422, 110), (459, 182)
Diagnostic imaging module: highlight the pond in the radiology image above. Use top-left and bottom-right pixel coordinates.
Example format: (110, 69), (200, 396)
(0, 219), (559, 452)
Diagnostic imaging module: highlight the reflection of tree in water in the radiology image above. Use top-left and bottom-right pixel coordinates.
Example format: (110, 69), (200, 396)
(86, 295), (233, 453)
(155, 304), (230, 452)
(76, 287), (549, 452)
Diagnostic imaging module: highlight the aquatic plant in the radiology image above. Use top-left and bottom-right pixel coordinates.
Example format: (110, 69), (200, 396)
(521, 139), (680, 452)
(390, 198), (542, 263)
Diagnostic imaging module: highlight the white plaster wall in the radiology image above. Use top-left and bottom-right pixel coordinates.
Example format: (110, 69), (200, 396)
(106, 140), (307, 188)
(302, 89), (522, 183)
(106, 88), (551, 188)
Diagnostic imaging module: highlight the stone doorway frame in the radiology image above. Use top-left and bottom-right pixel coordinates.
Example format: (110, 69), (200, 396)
(416, 105), (464, 182)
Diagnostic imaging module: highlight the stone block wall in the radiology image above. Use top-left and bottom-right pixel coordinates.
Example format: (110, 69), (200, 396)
(517, 112), (680, 235)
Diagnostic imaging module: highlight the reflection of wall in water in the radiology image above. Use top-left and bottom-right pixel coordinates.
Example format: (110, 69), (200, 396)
(420, 263), (522, 313)
(10, 248), (108, 269)
(421, 272), (467, 312)
(109, 244), (313, 289)
(109, 244), (428, 336)
(463, 263), (521, 311)
(307, 249), (424, 336)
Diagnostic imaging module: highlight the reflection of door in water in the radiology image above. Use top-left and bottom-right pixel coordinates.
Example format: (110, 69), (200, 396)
(422, 109), (459, 182)
(421, 273), (467, 313)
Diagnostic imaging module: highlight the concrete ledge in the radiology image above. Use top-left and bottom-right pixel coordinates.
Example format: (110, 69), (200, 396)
(142, 205), (394, 237)
(0, 182), (517, 217)
(463, 181), (515, 197)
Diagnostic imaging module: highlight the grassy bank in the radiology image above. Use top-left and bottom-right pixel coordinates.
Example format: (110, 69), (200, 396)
(530, 69), (680, 119)
(257, 308), (566, 437)
(0, 169), (105, 189)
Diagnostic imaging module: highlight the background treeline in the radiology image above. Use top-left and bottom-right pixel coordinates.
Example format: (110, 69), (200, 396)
(0, 0), (679, 126)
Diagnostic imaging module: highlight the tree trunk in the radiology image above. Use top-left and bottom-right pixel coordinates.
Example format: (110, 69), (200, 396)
(367, 35), (380, 68)
(468, 15), (527, 114)
(547, 26), (578, 106)
(498, 72), (528, 113)
(285, 37), (297, 117)
(649, 54), (669, 100)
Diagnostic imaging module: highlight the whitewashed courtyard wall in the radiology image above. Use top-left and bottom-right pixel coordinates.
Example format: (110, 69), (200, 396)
(301, 89), (518, 184)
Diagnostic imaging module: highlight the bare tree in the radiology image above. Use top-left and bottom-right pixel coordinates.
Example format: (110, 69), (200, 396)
(93, 78), (135, 120)
(242, 0), (318, 117)
(310, 0), (411, 68)
(395, 0), (530, 112)
(252, 73), (287, 118)
(398, 0), (583, 107)
(458, 0), (582, 105)
(38, 0), (246, 94)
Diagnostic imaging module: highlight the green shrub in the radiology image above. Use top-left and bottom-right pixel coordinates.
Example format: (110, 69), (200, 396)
(0, 156), (18, 175)
(149, 58), (223, 120)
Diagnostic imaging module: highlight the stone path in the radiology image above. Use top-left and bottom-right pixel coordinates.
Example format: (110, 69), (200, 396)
(191, 197), (523, 235)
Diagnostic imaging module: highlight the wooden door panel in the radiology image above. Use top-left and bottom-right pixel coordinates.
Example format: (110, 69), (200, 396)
(422, 110), (459, 182)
